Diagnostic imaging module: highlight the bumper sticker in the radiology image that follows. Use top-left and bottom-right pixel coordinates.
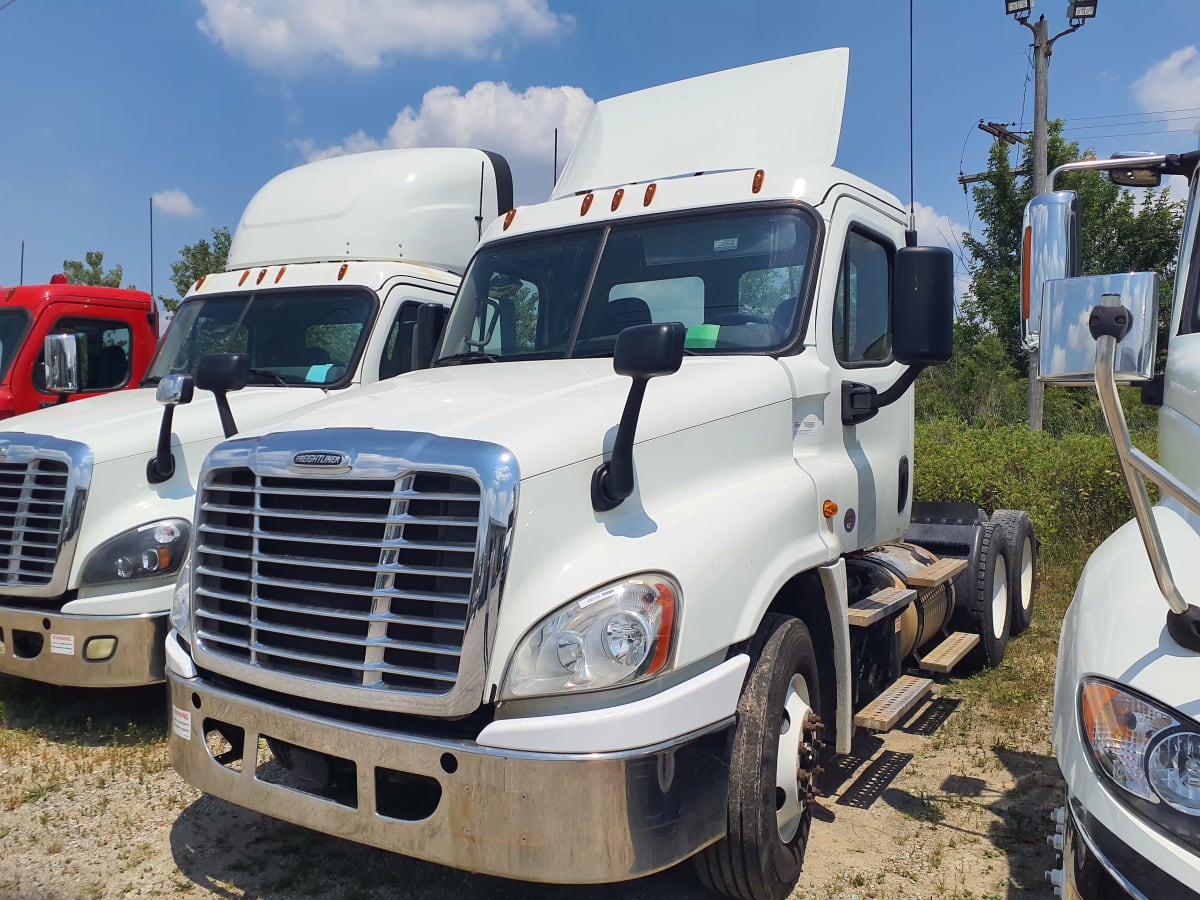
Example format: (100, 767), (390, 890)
(172, 706), (192, 741)
(50, 634), (75, 656)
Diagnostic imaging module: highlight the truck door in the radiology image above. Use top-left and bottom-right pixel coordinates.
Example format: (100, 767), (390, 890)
(816, 201), (912, 550)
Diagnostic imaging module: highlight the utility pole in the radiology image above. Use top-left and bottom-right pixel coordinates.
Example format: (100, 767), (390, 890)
(1008, 1), (1094, 430)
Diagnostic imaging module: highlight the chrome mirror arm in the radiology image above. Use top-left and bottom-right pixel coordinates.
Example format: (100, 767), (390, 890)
(1092, 299), (1195, 617)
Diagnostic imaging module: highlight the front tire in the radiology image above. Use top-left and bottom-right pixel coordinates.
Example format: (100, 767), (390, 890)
(695, 614), (823, 900)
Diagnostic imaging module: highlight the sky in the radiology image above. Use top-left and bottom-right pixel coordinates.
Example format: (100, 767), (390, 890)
(1, 0), (1198, 306)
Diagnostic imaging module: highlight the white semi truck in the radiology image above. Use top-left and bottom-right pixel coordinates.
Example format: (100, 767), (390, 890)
(0, 147), (512, 688)
(1029, 153), (1200, 898)
(166, 52), (1036, 899)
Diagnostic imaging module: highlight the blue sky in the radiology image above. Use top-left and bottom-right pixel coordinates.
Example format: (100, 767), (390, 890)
(1, 0), (1198, 304)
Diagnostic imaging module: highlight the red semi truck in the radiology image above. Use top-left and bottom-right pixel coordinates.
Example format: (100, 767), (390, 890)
(0, 275), (158, 418)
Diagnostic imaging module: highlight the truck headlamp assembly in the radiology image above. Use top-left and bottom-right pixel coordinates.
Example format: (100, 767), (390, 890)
(501, 574), (680, 700)
(1079, 678), (1200, 851)
(80, 519), (190, 586)
(170, 557), (193, 644)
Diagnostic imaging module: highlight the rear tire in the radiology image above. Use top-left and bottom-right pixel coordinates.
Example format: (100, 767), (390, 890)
(694, 614), (823, 900)
(990, 510), (1036, 636)
(966, 523), (1011, 667)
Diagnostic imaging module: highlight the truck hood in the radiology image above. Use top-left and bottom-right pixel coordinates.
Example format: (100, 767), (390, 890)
(1060, 504), (1200, 721)
(1, 387), (330, 465)
(242, 356), (793, 480)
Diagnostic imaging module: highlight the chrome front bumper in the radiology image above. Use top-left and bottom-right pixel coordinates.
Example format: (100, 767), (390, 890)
(0, 606), (167, 687)
(168, 669), (733, 883)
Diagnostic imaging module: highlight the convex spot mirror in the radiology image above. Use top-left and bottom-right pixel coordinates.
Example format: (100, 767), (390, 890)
(44, 333), (84, 394)
(892, 245), (954, 367)
(1037, 272), (1159, 386)
(1022, 192), (1081, 346)
(156, 374), (195, 406)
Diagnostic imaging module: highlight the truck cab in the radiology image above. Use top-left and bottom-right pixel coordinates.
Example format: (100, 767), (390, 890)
(166, 52), (1034, 900)
(1029, 151), (1200, 898)
(0, 147), (511, 689)
(0, 278), (157, 418)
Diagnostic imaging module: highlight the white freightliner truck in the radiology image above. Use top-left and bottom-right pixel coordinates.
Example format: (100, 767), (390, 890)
(1026, 152), (1200, 898)
(0, 147), (512, 688)
(166, 52), (1037, 899)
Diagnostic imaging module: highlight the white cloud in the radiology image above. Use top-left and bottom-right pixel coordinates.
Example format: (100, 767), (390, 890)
(912, 201), (970, 306)
(152, 189), (201, 218)
(1133, 46), (1200, 112)
(198, 0), (572, 75)
(296, 81), (595, 204)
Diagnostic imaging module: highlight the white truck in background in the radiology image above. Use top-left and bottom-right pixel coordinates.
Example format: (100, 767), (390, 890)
(0, 147), (512, 688)
(1029, 153), (1200, 898)
(166, 52), (1036, 899)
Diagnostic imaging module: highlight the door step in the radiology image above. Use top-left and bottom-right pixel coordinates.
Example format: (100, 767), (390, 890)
(919, 631), (980, 673)
(847, 587), (916, 627)
(853, 675), (933, 731)
(906, 556), (967, 588)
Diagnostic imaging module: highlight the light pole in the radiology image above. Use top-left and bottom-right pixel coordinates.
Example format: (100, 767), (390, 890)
(1005, 0), (1098, 430)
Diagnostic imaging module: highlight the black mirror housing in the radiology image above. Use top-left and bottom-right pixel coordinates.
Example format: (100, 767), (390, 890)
(613, 322), (686, 379)
(195, 353), (250, 394)
(893, 246), (954, 366)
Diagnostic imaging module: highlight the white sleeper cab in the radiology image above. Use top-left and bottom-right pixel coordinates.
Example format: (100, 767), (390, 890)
(0, 147), (512, 688)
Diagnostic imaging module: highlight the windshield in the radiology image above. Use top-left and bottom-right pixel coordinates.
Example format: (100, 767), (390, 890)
(0, 308), (32, 382)
(145, 287), (376, 386)
(436, 206), (816, 363)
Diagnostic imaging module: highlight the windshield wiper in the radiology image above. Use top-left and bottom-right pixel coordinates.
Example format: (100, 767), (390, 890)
(248, 367), (289, 386)
(436, 351), (499, 366)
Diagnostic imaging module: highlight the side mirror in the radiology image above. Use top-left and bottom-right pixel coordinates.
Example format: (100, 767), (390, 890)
(591, 323), (686, 512)
(892, 245), (954, 366)
(1037, 272), (1159, 385)
(1108, 152), (1163, 188)
(195, 353), (250, 439)
(613, 321), (686, 379)
(412, 303), (448, 371)
(44, 333), (83, 395)
(147, 375), (196, 485)
(1021, 192), (1081, 346)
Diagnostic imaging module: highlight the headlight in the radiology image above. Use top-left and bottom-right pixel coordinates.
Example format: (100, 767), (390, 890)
(501, 574), (680, 699)
(80, 519), (190, 586)
(1079, 678), (1200, 850)
(170, 557), (192, 643)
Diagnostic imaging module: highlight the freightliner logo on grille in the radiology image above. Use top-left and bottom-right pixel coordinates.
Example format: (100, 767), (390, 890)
(292, 452), (347, 467)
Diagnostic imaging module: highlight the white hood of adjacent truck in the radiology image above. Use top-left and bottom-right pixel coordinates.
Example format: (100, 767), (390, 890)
(2, 387), (329, 464)
(242, 356), (793, 480)
(552, 49), (847, 198)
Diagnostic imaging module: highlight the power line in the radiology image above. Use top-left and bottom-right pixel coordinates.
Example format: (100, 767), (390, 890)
(1066, 106), (1200, 122)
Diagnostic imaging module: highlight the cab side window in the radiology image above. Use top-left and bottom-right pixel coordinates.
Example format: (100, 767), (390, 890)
(378, 302), (422, 380)
(33, 318), (133, 392)
(833, 229), (893, 365)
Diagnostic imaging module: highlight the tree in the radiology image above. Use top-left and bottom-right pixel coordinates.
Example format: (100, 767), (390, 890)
(961, 122), (1184, 367)
(62, 250), (124, 288)
(160, 226), (231, 314)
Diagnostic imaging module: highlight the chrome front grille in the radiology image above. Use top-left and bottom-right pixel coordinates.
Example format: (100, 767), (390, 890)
(0, 434), (91, 597)
(194, 468), (482, 697)
(0, 458), (70, 587)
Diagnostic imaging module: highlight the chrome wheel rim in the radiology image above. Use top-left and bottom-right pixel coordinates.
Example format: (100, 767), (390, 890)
(1018, 536), (1034, 612)
(991, 555), (1009, 640)
(776, 673), (813, 842)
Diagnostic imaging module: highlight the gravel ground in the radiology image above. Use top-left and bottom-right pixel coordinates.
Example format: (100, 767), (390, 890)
(0, 676), (1061, 900)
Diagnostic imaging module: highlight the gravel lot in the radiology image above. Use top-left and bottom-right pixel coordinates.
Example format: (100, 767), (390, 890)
(0, 674), (1061, 900)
